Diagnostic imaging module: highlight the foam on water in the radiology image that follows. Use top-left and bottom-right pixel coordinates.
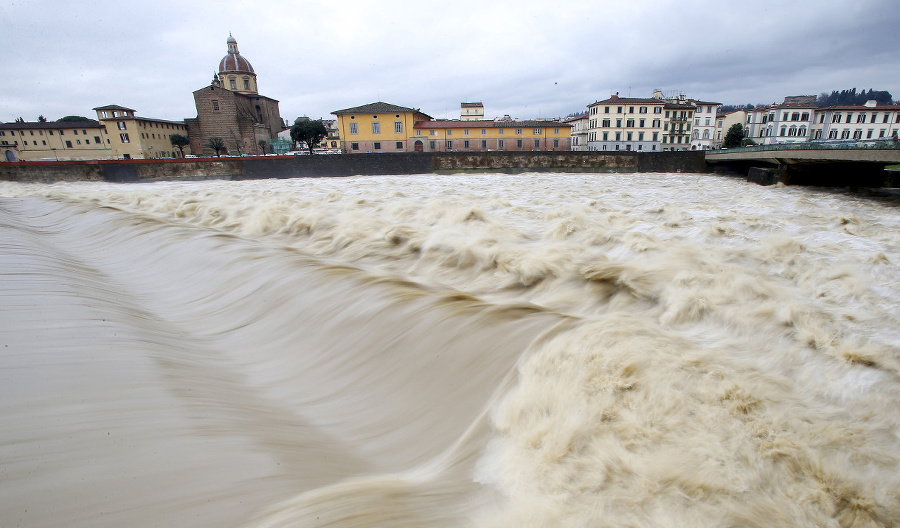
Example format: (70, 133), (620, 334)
(1, 173), (899, 527)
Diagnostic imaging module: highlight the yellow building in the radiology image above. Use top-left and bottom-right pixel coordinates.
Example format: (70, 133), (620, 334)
(412, 119), (571, 152)
(332, 102), (432, 153)
(94, 105), (190, 159)
(332, 101), (570, 153)
(1, 119), (110, 162)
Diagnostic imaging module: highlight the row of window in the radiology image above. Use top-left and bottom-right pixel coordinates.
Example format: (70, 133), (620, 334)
(589, 131), (660, 142)
(587, 132), (690, 144)
(348, 123), (562, 136)
(588, 144), (659, 151)
(818, 128), (898, 140)
(1, 129), (89, 136)
(141, 132), (176, 140)
(749, 111), (899, 125)
(827, 112), (899, 124)
(590, 106), (665, 115)
(227, 77), (252, 91)
(349, 139), (563, 151)
(592, 118), (662, 128)
(9, 136), (105, 148)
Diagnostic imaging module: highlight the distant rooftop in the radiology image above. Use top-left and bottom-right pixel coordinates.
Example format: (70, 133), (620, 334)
(332, 102), (432, 118)
(92, 105), (136, 112)
(0, 120), (101, 130)
(415, 119), (571, 129)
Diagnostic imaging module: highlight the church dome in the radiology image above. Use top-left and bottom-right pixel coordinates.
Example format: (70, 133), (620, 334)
(218, 34), (255, 74)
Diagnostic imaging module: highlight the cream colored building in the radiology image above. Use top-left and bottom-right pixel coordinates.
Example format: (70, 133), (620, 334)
(94, 105), (189, 159)
(713, 110), (747, 147)
(460, 102), (484, 121)
(586, 95), (666, 152)
(1, 119), (110, 162)
(564, 113), (589, 151)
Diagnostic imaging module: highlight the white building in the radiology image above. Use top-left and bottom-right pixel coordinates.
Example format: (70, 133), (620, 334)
(744, 98), (816, 145)
(810, 101), (900, 141)
(564, 113), (589, 151)
(586, 95), (666, 152)
(690, 100), (721, 150)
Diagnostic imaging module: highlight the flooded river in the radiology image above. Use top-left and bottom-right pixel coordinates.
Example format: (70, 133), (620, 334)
(1, 173), (899, 527)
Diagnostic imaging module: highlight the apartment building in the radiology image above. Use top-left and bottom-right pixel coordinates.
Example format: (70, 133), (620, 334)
(744, 101), (816, 145)
(690, 100), (721, 150)
(661, 102), (696, 150)
(586, 95), (666, 152)
(809, 101), (900, 141)
(564, 113), (589, 151)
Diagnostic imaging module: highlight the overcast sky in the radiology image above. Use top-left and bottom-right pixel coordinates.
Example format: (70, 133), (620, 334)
(3, 0), (899, 124)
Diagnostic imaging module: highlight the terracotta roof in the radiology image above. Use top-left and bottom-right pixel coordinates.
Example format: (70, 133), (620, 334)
(690, 101), (721, 106)
(461, 102), (483, 107)
(664, 103), (697, 110)
(332, 102), (432, 118)
(563, 114), (589, 122)
(414, 120), (571, 129)
(590, 95), (665, 106)
(817, 104), (900, 110)
(0, 120), (101, 130)
(771, 103), (817, 109)
(219, 52), (255, 74)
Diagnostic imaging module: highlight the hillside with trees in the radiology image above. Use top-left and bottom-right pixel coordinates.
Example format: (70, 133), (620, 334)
(815, 88), (894, 107)
(719, 88), (896, 114)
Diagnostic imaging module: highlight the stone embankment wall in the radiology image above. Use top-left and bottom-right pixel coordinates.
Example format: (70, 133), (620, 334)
(1, 151), (707, 183)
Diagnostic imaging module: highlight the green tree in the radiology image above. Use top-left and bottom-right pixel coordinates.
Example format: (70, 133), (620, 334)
(258, 139), (268, 154)
(170, 133), (190, 157)
(57, 116), (91, 122)
(38, 115), (47, 122)
(722, 123), (745, 148)
(290, 119), (328, 154)
(207, 137), (226, 157)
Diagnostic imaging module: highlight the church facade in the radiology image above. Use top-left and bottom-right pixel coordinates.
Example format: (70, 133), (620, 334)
(185, 35), (283, 156)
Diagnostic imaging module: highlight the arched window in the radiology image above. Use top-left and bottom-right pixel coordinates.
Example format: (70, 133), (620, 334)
(702, 129), (709, 139)
(692, 130), (699, 139)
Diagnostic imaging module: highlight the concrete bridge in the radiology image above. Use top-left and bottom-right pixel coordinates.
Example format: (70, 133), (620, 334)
(705, 142), (900, 187)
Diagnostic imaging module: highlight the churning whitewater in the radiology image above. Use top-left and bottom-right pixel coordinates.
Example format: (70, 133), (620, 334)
(1, 172), (899, 527)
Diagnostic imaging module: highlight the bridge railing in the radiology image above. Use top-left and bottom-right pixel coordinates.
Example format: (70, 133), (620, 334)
(709, 139), (900, 154)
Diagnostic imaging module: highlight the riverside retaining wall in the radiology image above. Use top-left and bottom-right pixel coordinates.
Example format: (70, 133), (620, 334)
(1, 151), (707, 183)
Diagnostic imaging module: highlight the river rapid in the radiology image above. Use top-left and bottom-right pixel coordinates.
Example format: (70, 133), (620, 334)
(1, 172), (899, 527)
